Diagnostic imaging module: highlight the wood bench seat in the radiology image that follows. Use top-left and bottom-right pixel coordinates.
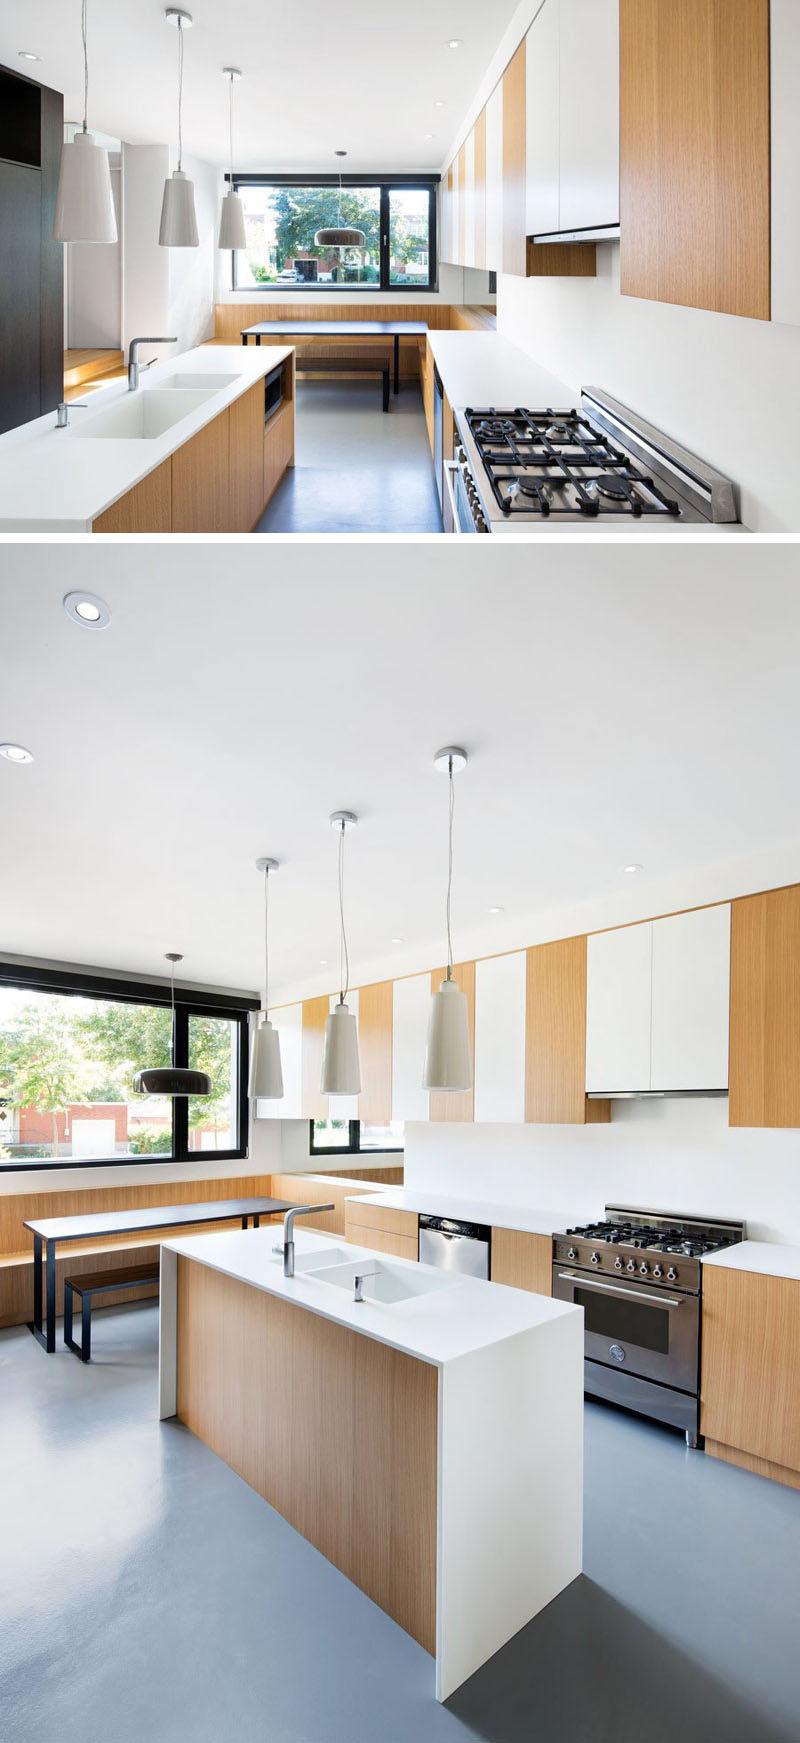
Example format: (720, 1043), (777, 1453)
(64, 1263), (160, 1361)
(295, 356), (390, 411)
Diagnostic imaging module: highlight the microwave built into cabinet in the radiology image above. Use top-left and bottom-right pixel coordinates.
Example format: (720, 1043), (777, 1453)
(264, 362), (285, 422)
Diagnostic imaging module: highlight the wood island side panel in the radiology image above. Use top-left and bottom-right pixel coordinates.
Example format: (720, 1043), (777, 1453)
(91, 458), (172, 533)
(176, 1256), (438, 1652)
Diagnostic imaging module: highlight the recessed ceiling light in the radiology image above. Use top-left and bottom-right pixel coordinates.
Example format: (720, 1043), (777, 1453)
(446, 39), (463, 49)
(424, 133), (435, 140)
(434, 100), (446, 108)
(624, 863), (643, 875)
(391, 937), (404, 945)
(489, 905), (504, 915)
(19, 50), (42, 61)
(0, 743), (34, 764)
(320, 959), (328, 967)
(63, 590), (111, 629)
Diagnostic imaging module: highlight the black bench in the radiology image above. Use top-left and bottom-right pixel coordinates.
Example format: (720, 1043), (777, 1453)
(294, 356), (390, 412)
(63, 1263), (160, 1362)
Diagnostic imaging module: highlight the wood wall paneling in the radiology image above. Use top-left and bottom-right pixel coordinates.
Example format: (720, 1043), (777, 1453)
(358, 981), (394, 1126)
(619, 0), (770, 319)
(172, 410), (230, 533)
(301, 995), (330, 1120)
(428, 961), (475, 1123)
(526, 936), (589, 1124)
(491, 1227), (552, 1296)
(701, 1265), (800, 1480)
(502, 41), (528, 276)
(473, 109), (487, 270)
(176, 1258), (438, 1651)
(729, 886), (800, 1127)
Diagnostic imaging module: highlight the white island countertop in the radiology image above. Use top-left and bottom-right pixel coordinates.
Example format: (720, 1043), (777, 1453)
(346, 1186), (584, 1240)
(0, 344), (292, 532)
(159, 1225), (574, 1367)
(702, 1240), (800, 1281)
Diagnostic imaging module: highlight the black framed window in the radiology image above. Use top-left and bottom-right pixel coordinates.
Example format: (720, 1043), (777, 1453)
(229, 175), (438, 293)
(309, 1118), (404, 1156)
(0, 961), (254, 1171)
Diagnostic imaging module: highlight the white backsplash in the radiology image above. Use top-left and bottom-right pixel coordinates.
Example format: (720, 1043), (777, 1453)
(404, 1097), (800, 1245)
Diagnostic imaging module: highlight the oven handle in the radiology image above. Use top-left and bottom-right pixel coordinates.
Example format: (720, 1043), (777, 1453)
(443, 460), (464, 533)
(556, 1271), (684, 1308)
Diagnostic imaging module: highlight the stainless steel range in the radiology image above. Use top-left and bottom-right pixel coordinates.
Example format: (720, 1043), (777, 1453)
(447, 388), (739, 532)
(552, 1205), (745, 1446)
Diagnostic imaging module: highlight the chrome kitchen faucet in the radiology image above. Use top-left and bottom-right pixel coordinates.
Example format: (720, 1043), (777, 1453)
(127, 336), (177, 390)
(279, 1204), (335, 1278)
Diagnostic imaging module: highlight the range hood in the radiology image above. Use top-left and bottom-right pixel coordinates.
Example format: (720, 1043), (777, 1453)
(586, 1088), (729, 1100)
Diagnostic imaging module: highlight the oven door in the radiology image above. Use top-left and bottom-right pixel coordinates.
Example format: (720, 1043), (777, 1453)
(552, 1267), (699, 1393)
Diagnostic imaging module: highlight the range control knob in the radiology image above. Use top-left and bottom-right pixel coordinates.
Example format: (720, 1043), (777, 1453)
(567, 1246), (578, 1261)
(614, 1257), (624, 1271)
(667, 1266), (678, 1282)
(639, 1261), (650, 1276)
(653, 1264), (663, 1279)
(590, 1251), (601, 1266)
(627, 1258), (637, 1272)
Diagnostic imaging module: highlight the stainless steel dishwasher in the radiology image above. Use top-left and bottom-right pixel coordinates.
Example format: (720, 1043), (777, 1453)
(418, 1214), (491, 1279)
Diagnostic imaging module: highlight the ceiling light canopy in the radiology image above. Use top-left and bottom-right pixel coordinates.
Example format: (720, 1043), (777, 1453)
(63, 589), (111, 628)
(133, 953), (211, 1095)
(423, 747), (472, 1093)
(0, 743), (34, 764)
(624, 863), (643, 875)
(218, 68), (247, 252)
(19, 51), (42, 62)
(446, 39), (464, 49)
(249, 858), (284, 1100)
(320, 812), (362, 1097)
(159, 10), (199, 248)
(314, 151), (366, 250)
(53, 0), (118, 245)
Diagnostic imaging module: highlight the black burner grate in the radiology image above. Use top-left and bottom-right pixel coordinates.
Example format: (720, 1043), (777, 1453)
(465, 406), (682, 519)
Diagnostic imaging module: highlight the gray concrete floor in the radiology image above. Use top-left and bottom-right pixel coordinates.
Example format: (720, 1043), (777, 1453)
(255, 379), (443, 533)
(2, 1302), (799, 1743)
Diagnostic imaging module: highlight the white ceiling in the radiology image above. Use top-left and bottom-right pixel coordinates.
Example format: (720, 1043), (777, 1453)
(0, 0), (518, 172)
(2, 543), (800, 1006)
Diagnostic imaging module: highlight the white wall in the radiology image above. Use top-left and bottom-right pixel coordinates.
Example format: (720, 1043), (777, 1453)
(404, 1098), (800, 1246)
(121, 143), (217, 360)
(66, 160), (122, 348)
(216, 260), (489, 308)
(268, 1118), (403, 1176)
(0, 1122), (283, 1198)
(497, 242), (800, 532)
(168, 152), (219, 351)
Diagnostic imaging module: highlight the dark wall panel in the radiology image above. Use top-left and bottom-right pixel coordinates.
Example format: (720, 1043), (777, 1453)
(40, 83), (64, 416)
(0, 65), (63, 435)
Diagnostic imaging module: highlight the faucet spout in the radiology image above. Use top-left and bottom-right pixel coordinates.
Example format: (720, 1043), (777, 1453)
(282, 1204), (335, 1277)
(127, 336), (178, 391)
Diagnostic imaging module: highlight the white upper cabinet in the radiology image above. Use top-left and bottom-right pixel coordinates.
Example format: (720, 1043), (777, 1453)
(526, 0), (619, 238)
(255, 1001), (303, 1120)
(484, 81), (504, 271)
(525, 0), (560, 236)
(771, 0), (800, 325)
(586, 923), (652, 1094)
(650, 906), (730, 1091)
(392, 974), (431, 1122)
(474, 952), (527, 1123)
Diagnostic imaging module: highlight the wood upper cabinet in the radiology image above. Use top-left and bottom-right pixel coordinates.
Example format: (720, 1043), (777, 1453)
(429, 961), (476, 1123)
(485, 82), (504, 272)
(358, 981), (393, 1127)
(301, 994), (329, 1121)
(502, 40), (528, 276)
(474, 952), (526, 1123)
(701, 1264), (800, 1486)
(527, 935), (606, 1123)
(473, 108), (487, 270)
(729, 885), (800, 1127)
(491, 1227), (552, 1296)
(620, 0), (771, 319)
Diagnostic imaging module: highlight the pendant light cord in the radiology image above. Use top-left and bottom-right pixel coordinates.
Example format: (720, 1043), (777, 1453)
(446, 756), (455, 980)
(169, 957), (176, 1064)
(81, 0), (89, 133)
(177, 18), (184, 172)
(263, 865), (270, 1018)
(338, 822), (350, 1005)
(228, 75), (234, 186)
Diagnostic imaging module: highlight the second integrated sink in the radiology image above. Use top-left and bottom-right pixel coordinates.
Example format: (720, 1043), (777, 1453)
(71, 388), (217, 440)
(155, 372), (241, 392)
(307, 1257), (457, 1305)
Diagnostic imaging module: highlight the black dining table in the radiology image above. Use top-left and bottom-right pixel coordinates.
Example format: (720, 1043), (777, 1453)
(24, 1197), (297, 1352)
(240, 319), (429, 394)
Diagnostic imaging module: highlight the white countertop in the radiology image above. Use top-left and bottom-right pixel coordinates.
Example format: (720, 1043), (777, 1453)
(0, 344), (293, 531)
(702, 1240), (800, 1281)
(163, 1225), (576, 1367)
(427, 330), (575, 414)
(347, 1186), (580, 1239)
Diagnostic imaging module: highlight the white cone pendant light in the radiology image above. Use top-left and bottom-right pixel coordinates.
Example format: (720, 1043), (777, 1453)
(54, 0), (117, 243)
(159, 10), (199, 248)
(314, 151), (367, 249)
(133, 954), (211, 1096)
(218, 69), (247, 252)
(321, 812), (362, 1097)
(249, 858), (284, 1100)
(423, 748), (472, 1092)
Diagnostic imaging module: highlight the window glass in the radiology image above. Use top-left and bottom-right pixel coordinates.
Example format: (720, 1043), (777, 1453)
(358, 1120), (405, 1152)
(310, 1117), (353, 1150)
(187, 1014), (238, 1152)
(0, 986), (173, 1163)
(236, 185), (381, 288)
(310, 1118), (404, 1154)
(388, 188), (432, 285)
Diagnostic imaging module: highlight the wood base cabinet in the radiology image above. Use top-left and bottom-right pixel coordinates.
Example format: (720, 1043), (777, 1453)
(491, 1227), (552, 1296)
(345, 1198), (419, 1261)
(701, 1265), (800, 1488)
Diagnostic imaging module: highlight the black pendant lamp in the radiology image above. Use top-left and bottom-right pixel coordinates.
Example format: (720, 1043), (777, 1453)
(133, 952), (211, 1095)
(314, 150), (366, 249)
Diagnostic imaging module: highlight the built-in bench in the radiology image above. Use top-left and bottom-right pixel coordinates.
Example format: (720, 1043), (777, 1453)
(64, 1263), (160, 1361)
(294, 356), (390, 411)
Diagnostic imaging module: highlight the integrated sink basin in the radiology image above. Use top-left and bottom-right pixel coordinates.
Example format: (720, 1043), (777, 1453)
(155, 372), (241, 392)
(306, 1258), (457, 1305)
(268, 1243), (350, 1274)
(71, 388), (217, 440)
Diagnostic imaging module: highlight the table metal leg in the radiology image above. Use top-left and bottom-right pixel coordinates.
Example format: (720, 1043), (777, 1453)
(394, 334), (400, 394)
(241, 1215), (249, 1229)
(31, 1233), (43, 1336)
(256, 333), (262, 347)
(253, 1215), (261, 1229)
(45, 1242), (56, 1351)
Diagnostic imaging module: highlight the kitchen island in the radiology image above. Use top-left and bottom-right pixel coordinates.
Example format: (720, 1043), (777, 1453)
(159, 1225), (583, 1702)
(0, 344), (295, 533)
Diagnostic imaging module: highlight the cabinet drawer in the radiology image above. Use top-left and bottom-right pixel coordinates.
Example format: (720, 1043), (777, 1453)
(346, 1201), (418, 1239)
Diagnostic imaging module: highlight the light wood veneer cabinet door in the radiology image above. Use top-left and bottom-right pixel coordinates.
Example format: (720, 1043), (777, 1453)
(91, 458), (172, 533)
(701, 1265), (800, 1479)
(484, 82), (504, 271)
(228, 379), (265, 531)
(358, 981), (393, 1127)
(172, 409), (230, 532)
(502, 40), (528, 276)
(491, 1227), (552, 1296)
(301, 994), (329, 1121)
(264, 401), (293, 507)
(619, 0), (770, 319)
(729, 885), (800, 1127)
(473, 108), (487, 269)
(526, 935), (593, 1123)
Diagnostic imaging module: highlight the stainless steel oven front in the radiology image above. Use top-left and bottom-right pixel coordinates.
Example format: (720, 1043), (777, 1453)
(552, 1264), (700, 1395)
